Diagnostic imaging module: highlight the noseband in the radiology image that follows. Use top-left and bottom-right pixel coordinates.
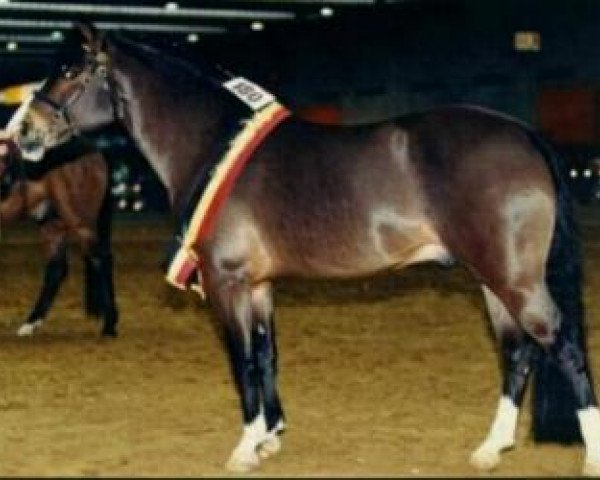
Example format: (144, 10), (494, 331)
(32, 79), (92, 137)
(33, 89), (74, 127)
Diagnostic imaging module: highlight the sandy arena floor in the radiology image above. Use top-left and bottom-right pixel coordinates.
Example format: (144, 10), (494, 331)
(2, 211), (600, 476)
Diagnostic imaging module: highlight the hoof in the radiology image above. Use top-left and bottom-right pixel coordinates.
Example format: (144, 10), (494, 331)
(469, 447), (501, 471)
(17, 321), (42, 337)
(101, 328), (118, 338)
(583, 459), (600, 476)
(226, 450), (260, 473)
(258, 435), (281, 459)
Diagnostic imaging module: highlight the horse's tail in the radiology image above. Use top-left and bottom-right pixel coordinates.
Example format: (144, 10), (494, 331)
(84, 154), (114, 317)
(527, 129), (589, 443)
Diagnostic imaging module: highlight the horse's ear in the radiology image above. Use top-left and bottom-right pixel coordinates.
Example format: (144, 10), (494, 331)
(74, 22), (96, 43)
(73, 21), (105, 52)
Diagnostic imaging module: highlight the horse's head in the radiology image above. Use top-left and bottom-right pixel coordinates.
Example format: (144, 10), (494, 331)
(16, 23), (115, 161)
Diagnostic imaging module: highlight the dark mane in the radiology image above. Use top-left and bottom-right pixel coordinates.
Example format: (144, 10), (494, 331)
(107, 32), (246, 114)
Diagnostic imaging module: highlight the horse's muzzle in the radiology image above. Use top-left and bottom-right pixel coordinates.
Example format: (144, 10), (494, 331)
(15, 123), (46, 162)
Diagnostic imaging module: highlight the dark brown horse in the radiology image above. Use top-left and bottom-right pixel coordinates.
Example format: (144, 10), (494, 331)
(11, 24), (600, 475)
(0, 134), (118, 337)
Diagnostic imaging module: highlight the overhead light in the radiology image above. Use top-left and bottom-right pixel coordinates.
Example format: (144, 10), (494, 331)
(6, 40), (17, 51)
(0, 2), (296, 20)
(51, 30), (63, 40)
(280, 0), (373, 2)
(164, 1), (178, 10)
(251, 21), (264, 31)
(0, 19), (227, 34)
(0, 33), (65, 43)
(186, 32), (199, 43)
(320, 6), (334, 17)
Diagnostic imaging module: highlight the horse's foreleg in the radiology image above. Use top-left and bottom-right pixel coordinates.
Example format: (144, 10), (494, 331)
(251, 282), (285, 459)
(18, 236), (68, 336)
(471, 286), (537, 470)
(84, 255), (103, 317)
(548, 334), (600, 475)
(87, 247), (118, 337)
(206, 271), (268, 472)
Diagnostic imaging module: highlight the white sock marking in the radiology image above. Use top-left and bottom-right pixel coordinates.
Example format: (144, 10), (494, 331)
(578, 407), (600, 468)
(17, 319), (43, 337)
(471, 396), (518, 470)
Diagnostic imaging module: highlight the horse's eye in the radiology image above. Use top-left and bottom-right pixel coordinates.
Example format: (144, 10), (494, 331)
(62, 66), (81, 80)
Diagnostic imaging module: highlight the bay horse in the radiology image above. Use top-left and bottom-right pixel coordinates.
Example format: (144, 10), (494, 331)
(11, 23), (600, 475)
(0, 134), (118, 337)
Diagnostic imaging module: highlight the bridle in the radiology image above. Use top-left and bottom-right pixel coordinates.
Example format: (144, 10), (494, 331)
(30, 48), (115, 139)
(33, 88), (78, 130)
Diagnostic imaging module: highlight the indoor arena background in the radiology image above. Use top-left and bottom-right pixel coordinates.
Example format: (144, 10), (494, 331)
(2, 0), (600, 476)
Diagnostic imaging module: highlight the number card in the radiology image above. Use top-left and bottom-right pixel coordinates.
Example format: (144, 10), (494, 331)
(222, 77), (276, 111)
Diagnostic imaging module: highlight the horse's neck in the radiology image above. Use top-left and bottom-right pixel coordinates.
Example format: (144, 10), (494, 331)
(112, 51), (233, 209)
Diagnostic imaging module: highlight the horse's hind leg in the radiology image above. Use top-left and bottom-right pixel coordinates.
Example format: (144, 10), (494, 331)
(474, 279), (600, 475)
(548, 333), (600, 475)
(17, 222), (68, 336)
(470, 286), (538, 470)
(517, 283), (600, 475)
